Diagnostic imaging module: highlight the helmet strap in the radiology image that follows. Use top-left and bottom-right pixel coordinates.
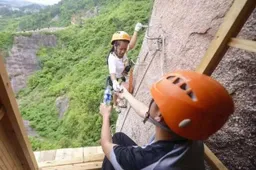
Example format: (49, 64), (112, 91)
(144, 99), (187, 141)
(113, 41), (119, 56)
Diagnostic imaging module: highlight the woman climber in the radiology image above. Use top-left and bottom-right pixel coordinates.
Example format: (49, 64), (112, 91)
(104, 23), (143, 113)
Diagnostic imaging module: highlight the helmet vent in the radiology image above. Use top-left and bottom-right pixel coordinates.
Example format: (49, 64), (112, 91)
(180, 83), (189, 90)
(187, 91), (197, 101)
(173, 77), (182, 84)
(167, 76), (175, 80)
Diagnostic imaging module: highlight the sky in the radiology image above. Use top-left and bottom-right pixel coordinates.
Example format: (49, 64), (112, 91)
(25, 0), (62, 5)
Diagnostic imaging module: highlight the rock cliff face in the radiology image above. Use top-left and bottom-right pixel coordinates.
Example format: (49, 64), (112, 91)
(117, 0), (256, 169)
(5, 33), (57, 93)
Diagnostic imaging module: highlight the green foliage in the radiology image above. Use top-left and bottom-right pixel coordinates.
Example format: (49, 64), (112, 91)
(0, 32), (14, 58)
(0, 18), (20, 32)
(16, 0), (152, 151)
(17, 0), (108, 31)
(0, 0), (105, 32)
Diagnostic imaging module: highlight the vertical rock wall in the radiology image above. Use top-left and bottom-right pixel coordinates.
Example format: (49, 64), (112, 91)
(117, 0), (256, 169)
(5, 33), (57, 93)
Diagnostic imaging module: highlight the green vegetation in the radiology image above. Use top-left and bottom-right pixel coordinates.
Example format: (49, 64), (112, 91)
(0, 32), (14, 58)
(0, 0), (108, 32)
(17, 0), (152, 150)
(0, 18), (20, 32)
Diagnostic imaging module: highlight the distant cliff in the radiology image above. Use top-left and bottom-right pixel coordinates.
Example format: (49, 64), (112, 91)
(6, 33), (57, 93)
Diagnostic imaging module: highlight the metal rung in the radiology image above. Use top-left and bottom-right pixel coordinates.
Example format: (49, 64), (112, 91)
(228, 38), (256, 53)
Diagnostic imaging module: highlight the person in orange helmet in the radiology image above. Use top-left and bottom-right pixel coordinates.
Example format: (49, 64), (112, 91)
(100, 71), (234, 170)
(105, 23), (143, 113)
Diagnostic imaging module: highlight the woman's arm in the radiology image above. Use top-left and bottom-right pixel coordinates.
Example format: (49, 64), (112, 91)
(110, 73), (117, 82)
(117, 87), (148, 118)
(127, 23), (143, 51)
(128, 31), (138, 50)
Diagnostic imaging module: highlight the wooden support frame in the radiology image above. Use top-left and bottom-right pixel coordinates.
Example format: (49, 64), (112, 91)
(0, 57), (38, 169)
(196, 0), (256, 169)
(204, 145), (228, 170)
(196, 0), (256, 76)
(228, 38), (256, 53)
(34, 147), (104, 170)
(0, 104), (5, 120)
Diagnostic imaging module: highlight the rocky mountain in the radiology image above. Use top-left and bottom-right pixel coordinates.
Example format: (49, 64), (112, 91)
(6, 33), (57, 93)
(0, 0), (33, 8)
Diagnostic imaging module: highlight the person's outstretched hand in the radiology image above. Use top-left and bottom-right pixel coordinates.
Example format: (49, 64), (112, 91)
(116, 85), (129, 99)
(113, 80), (121, 92)
(100, 103), (112, 118)
(134, 22), (143, 32)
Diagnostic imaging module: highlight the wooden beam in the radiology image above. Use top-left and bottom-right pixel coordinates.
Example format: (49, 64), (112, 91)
(0, 56), (38, 170)
(228, 38), (256, 53)
(204, 145), (228, 170)
(38, 148), (83, 168)
(0, 104), (4, 121)
(40, 161), (102, 170)
(196, 0), (256, 75)
(37, 147), (104, 169)
(0, 123), (23, 170)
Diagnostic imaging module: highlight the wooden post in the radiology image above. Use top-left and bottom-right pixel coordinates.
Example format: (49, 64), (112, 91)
(0, 56), (38, 169)
(0, 104), (5, 120)
(196, 0), (256, 75)
(204, 144), (228, 170)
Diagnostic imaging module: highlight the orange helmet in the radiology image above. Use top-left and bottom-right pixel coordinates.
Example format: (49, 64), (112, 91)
(150, 71), (234, 140)
(111, 31), (130, 44)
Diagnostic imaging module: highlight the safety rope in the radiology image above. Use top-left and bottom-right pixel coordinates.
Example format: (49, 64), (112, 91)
(120, 49), (159, 131)
(120, 0), (168, 132)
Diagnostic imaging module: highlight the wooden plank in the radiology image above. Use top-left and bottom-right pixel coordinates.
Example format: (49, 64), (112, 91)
(84, 153), (104, 163)
(37, 147), (104, 169)
(83, 146), (103, 156)
(73, 162), (102, 170)
(41, 161), (102, 170)
(228, 38), (256, 53)
(0, 123), (22, 170)
(83, 146), (104, 163)
(38, 148), (83, 168)
(196, 0), (256, 75)
(34, 151), (41, 163)
(39, 150), (56, 162)
(0, 141), (13, 170)
(0, 156), (7, 170)
(0, 104), (4, 120)
(55, 148), (83, 161)
(83, 146), (99, 156)
(204, 144), (228, 170)
(0, 56), (38, 169)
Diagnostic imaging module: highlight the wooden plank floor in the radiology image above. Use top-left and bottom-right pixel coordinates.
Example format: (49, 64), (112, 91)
(35, 146), (104, 170)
